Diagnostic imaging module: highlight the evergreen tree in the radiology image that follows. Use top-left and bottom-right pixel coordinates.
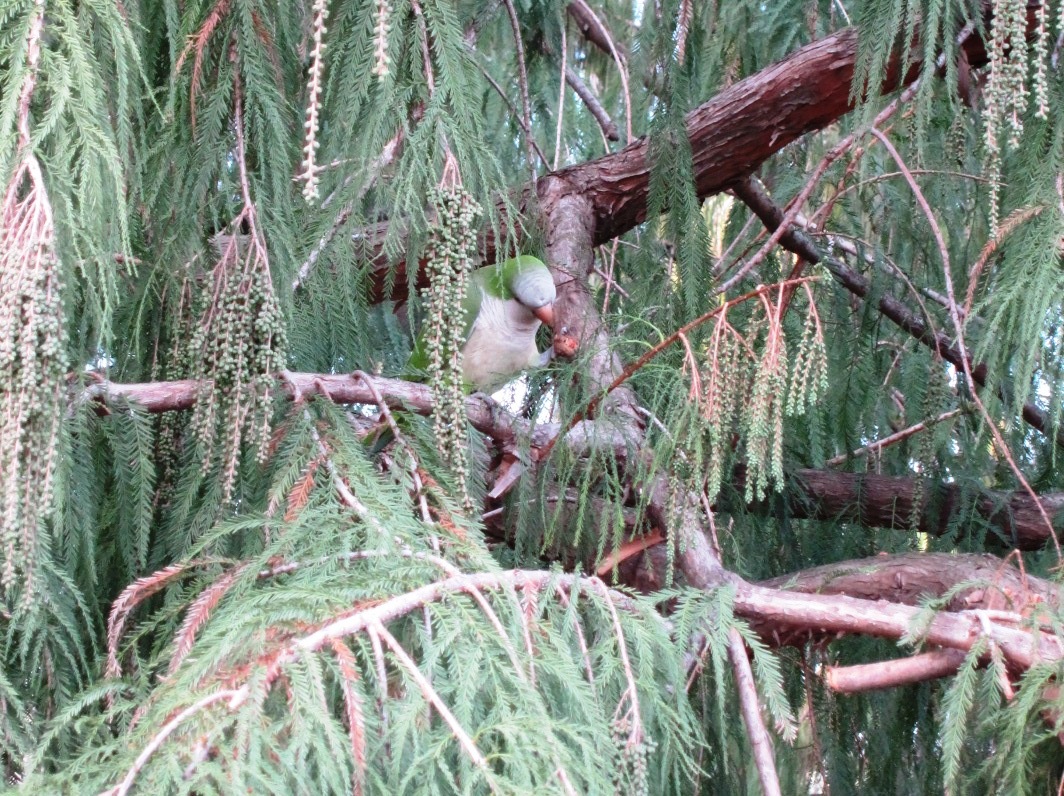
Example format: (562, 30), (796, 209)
(4, 0), (1064, 792)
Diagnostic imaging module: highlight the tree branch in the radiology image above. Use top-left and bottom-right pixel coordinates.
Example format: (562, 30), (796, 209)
(825, 650), (967, 693)
(731, 175), (1064, 449)
(359, 16), (1012, 302)
(88, 372), (1064, 550)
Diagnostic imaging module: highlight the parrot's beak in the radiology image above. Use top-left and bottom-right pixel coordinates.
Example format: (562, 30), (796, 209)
(532, 303), (555, 328)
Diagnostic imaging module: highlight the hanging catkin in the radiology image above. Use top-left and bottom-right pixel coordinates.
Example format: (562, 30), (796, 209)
(425, 184), (481, 511)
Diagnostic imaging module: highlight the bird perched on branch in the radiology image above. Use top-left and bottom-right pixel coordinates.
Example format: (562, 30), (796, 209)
(407, 254), (557, 393)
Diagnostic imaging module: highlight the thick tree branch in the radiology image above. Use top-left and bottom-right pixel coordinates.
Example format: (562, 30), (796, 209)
(778, 469), (1064, 551)
(736, 576), (1061, 673)
(757, 552), (1060, 609)
(360, 17), (1008, 302)
(91, 373), (1064, 550)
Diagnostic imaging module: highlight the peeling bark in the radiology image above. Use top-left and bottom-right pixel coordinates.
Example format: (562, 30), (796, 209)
(359, 16), (1007, 303)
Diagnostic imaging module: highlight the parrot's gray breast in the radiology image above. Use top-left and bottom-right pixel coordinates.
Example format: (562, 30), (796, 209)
(462, 291), (543, 392)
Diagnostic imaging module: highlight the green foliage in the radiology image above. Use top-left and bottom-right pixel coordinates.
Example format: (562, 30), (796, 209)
(6, 0), (1064, 792)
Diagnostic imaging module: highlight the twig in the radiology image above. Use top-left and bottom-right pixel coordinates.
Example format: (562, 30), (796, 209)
(556, 586), (596, 691)
(471, 58), (549, 168)
(554, 19), (568, 170)
(675, 0), (693, 63)
(328, 639), (367, 795)
(594, 260), (629, 299)
(351, 371), (432, 524)
(595, 531), (665, 576)
(588, 579), (643, 747)
(292, 130), (404, 291)
(409, 0), (435, 94)
(732, 174), (1064, 449)
(567, 0), (632, 142)
(963, 205), (1046, 316)
(369, 620), (499, 791)
(869, 126), (1062, 561)
(826, 407), (966, 466)
(719, 76), (921, 298)
(501, 0), (538, 178)
(15, 0), (45, 151)
(297, 377), (391, 537)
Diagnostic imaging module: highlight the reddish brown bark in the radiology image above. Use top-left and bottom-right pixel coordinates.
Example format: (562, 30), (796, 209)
(360, 17), (1004, 303)
(782, 469), (1064, 551)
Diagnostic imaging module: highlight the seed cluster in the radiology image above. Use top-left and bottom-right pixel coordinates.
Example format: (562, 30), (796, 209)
(0, 159), (67, 596)
(694, 291), (827, 504)
(786, 293), (828, 418)
(699, 314), (748, 503)
(743, 325), (788, 503)
(299, 0), (329, 202)
(153, 279), (201, 508)
(983, 0), (1047, 231)
(372, 0), (391, 77)
(610, 716), (655, 796)
(424, 185), (481, 510)
(189, 236), (287, 500)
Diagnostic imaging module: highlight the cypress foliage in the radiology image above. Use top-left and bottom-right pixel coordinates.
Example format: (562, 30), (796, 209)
(4, 0), (1064, 793)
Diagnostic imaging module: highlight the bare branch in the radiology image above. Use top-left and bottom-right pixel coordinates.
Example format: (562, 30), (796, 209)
(728, 628), (782, 796)
(825, 650), (967, 693)
(825, 407), (967, 465)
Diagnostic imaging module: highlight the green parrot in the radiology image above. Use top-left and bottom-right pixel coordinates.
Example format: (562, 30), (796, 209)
(407, 254), (557, 393)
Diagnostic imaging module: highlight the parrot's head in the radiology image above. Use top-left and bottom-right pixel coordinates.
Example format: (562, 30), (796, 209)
(509, 256), (557, 327)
